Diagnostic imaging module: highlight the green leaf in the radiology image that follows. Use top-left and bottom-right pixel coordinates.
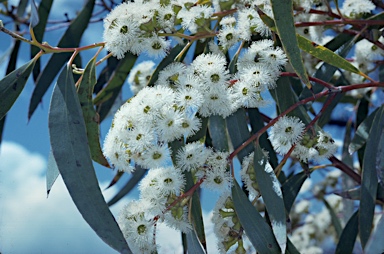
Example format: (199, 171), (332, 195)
(323, 198), (343, 239)
(93, 53), (137, 121)
(335, 210), (358, 254)
(107, 166), (147, 207)
(48, 66), (131, 253)
(0, 59), (35, 120)
(105, 171), (124, 190)
(270, 0), (311, 89)
(349, 107), (379, 154)
(185, 229), (206, 254)
(365, 214), (384, 253)
(29, 0), (40, 28)
(232, 180), (280, 253)
(281, 171), (307, 214)
(297, 34), (368, 78)
(16, 0), (28, 18)
(184, 170), (207, 251)
(317, 93), (344, 127)
(271, 75), (312, 125)
(253, 145), (287, 252)
(29, 0), (95, 120)
(31, 0), (54, 81)
(286, 238), (300, 254)
(359, 105), (384, 248)
(146, 44), (186, 86)
(226, 108), (253, 162)
(77, 57), (109, 167)
(208, 115), (228, 151)
(46, 148), (60, 196)
(248, 108), (278, 168)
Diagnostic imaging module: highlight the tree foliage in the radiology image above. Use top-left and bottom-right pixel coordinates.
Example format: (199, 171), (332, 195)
(1, 0), (384, 253)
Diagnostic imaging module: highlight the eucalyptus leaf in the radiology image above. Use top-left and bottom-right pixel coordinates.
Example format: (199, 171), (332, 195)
(29, 0), (95, 120)
(281, 171), (307, 214)
(365, 214), (384, 254)
(49, 66), (131, 253)
(270, 0), (311, 89)
(0, 59), (35, 120)
(253, 145), (287, 252)
(186, 228), (206, 254)
(335, 210), (359, 254)
(359, 105), (384, 248)
(77, 57), (109, 167)
(232, 180), (280, 253)
(29, 0), (40, 28)
(46, 148), (60, 196)
(208, 115), (229, 152)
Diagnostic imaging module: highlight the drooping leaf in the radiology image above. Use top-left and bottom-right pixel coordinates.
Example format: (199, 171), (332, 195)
(105, 171), (125, 190)
(29, 0), (40, 28)
(16, 0), (28, 18)
(253, 145), (287, 252)
(77, 57), (109, 167)
(335, 210), (359, 254)
(349, 107), (379, 154)
(248, 108), (278, 168)
(232, 180), (280, 253)
(297, 34), (367, 78)
(93, 53), (137, 121)
(184, 170), (207, 251)
(271, 75), (312, 125)
(286, 237), (300, 254)
(270, 0), (311, 89)
(359, 105), (384, 248)
(281, 171), (307, 214)
(0, 59), (35, 120)
(146, 44), (186, 86)
(46, 148), (60, 196)
(29, 0), (95, 120)
(208, 115), (229, 152)
(323, 197), (343, 239)
(185, 228), (206, 254)
(48, 66), (131, 253)
(365, 214), (384, 253)
(107, 166), (147, 207)
(226, 108), (254, 162)
(31, 0), (54, 81)
(317, 93), (344, 127)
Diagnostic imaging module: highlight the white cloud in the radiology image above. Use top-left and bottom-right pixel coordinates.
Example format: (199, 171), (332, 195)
(0, 141), (228, 254)
(0, 141), (122, 254)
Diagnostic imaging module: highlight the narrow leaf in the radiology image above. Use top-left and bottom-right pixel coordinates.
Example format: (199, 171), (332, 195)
(105, 171), (124, 190)
(335, 210), (358, 254)
(77, 57), (109, 167)
(46, 148), (60, 196)
(208, 115), (228, 151)
(29, 0), (95, 120)
(49, 66), (131, 253)
(31, 0), (54, 81)
(93, 53), (137, 121)
(286, 237), (300, 254)
(253, 145), (287, 252)
(323, 198), (343, 238)
(226, 108), (253, 162)
(29, 0), (40, 28)
(365, 214), (384, 254)
(281, 171), (307, 214)
(270, 0), (311, 89)
(359, 105), (384, 248)
(185, 229), (206, 254)
(232, 180), (280, 253)
(349, 107), (379, 154)
(107, 166), (147, 207)
(0, 59), (35, 120)
(297, 34), (367, 78)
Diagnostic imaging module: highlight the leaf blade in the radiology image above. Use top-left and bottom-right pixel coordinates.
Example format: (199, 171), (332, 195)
(232, 180), (280, 253)
(270, 0), (311, 89)
(48, 66), (131, 253)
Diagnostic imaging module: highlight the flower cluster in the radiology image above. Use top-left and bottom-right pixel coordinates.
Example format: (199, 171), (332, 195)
(102, 0), (276, 59)
(269, 116), (338, 162)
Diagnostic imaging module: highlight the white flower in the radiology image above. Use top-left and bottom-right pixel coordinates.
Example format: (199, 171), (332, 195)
(240, 152), (260, 199)
(201, 166), (232, 192)
(140, 144), (172, 168)
(128, 60), (156, 94)
(176, 142), (209, 171)
(175, 87), (204, 111)
(156, 62), (187, 87)
(199, 85), (234, 118)
(163, 207), (192, 233)
(218, 25), (240, 49)
(341, 0), (375, 18)
(315, 131), (338, 160)
(155, 108), (184, 142)
(144, 34), (171, 58)
(140, 167), (185, 197)
(179, 116), (202, 138)
(269, 116), (306, 155)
